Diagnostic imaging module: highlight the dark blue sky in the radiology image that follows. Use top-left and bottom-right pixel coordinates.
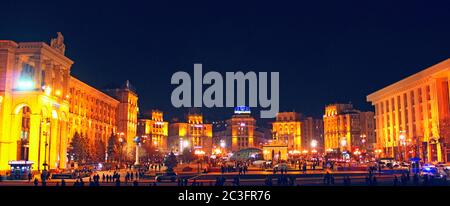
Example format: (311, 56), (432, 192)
(1, 0), (450, 121)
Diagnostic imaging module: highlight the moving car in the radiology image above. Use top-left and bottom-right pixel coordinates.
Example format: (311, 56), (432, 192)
(155, 172), (178, 182)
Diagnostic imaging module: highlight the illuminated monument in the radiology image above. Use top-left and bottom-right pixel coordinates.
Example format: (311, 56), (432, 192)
(367, 59), (450, 162)
(0, 33), (138, 173)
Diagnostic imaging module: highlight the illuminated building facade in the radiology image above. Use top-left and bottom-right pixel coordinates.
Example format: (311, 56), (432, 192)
(323, 104), (375, 153)
(301, 117), (324, 152)
(0, 34), (138, 173)
(137, 110), (168, 151)
(68, 77), (119, 150)
(272, 112), (302, 151)
(262, 112), (301, 161)
(230, 113), (255, 152)
(168, 114), (212, 154)
(367, 59), (450, 162)
(0, 35), (73, 172)
(105, 81), (139, 157)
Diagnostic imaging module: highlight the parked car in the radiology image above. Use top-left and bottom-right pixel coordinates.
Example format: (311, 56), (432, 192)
(155, 172), (177, 182)
(420, 166), (447, 179)
(274, 163), (288, 171)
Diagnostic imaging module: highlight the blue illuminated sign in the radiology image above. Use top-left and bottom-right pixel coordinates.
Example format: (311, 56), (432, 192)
(234, 106), (250, 114)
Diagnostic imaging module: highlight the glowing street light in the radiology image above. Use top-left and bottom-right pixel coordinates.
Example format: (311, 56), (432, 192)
(310, 139), (318, 148)
(194, 149), (206, 174)
(220, 140), (226, 148)
(340, 139), (347, 147)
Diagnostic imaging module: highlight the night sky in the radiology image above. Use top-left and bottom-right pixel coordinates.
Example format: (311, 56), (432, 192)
(1, 1), (450, 122)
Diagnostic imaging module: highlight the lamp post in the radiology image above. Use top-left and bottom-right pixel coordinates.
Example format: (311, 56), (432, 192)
(194, 150), (205, 174)
(43, 118), (51, 172)
(118, 136), (124, 168)
(399, 132), (406, 161)
(360, 134), (367, 151)
(134, 136), (141, 166)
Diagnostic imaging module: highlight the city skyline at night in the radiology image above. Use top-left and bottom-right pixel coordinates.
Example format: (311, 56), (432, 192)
(2, 1), (450, 198)
(2, 1), (450, 120)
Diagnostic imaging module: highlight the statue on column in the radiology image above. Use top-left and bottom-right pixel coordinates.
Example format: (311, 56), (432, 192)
(50, 32), (66, 55)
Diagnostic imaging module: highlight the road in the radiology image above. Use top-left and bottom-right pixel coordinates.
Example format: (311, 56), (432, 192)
(1, 169), (448, 186)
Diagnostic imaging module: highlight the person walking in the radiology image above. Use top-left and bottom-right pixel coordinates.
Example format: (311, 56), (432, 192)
(28, 172), (33, 182)
(393, 175), (399, 186)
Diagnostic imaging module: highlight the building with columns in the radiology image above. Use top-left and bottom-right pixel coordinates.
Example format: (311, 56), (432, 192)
(230, 113), (256, 152)
(272, 112), (302, 151)
(68, 77), (119, 151)
(263, 112), (301, 161)
(0, 33), (139, 173)
(367, 58), (450, 163)
(137, 110), (168, 151)
(105, 81), (139, 157)
(323, 103), (375, 153)
(168, 113), (212, 155)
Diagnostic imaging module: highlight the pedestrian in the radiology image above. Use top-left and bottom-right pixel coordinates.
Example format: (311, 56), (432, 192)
(393, 175), (398, 186)
(324, 172), (330, 185)
(413, 173), (419, 185)
(61, 179), (66, 187)
(28, 172), (32, 182)
(33, 178), (39, 186)
(116, 178), (121, 187)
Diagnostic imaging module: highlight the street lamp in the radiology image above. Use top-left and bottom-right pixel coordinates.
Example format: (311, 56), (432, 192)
(134, 136), (141, 166)
(194, 150), (205, 174)
(399, 132), (406, 161)
(118, 136), (124, 168)
(43, 118), (51, 172)
(310, 139), (318, 149)
(340, 138), (347, 151)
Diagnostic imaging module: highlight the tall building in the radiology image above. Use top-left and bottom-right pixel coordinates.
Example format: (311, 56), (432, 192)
(105, 81), (139, 157)
(301, 117), (324, 152)
(367, 59), (450, 162)
(168, 113), (212, 154)
(323, 103), (375, 153)
(68, 77), (119, 153)
(0, 33), (138, 173)
(262, 112), (301, 161)
(272, 112), (302, 151)
(230, 112), (256, 152)
(137, 110), (168, 151)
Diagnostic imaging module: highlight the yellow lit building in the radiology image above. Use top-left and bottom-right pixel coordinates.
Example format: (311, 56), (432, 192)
(68, 77), (119, 150)
(323, 104), (375, 153)
(301, 117), (324, 152)
(263, 112), (301, 161)
(272, 112), (302, 151)
(0, 33), (139, 173)
(230, 113), (255, 152)
(137, 110), (168, 151)
(0, 36), (72, 172)
(168, 114), (212, 155)
(367, 59), (450, 162)
(105, 81), (139, 157)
